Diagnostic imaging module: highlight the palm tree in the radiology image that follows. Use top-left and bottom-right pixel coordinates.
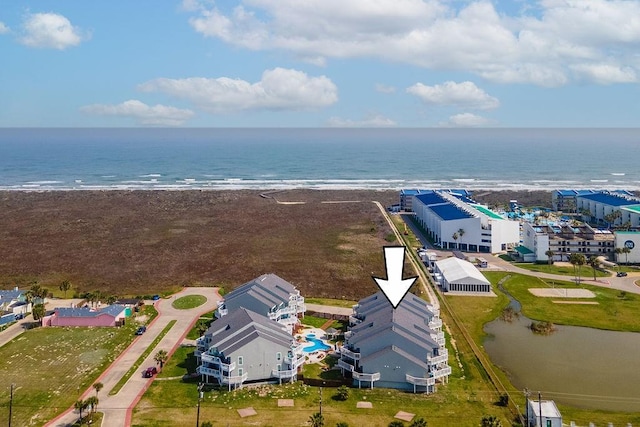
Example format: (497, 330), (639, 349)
(154, 349), (168, 370)
(93, 382), (104, 397)
(545, 250), (555, 265)
(85, 395), (99, 422)
(309, 412), (325, 427)
(569, 253), (586, 284)
(59, 280), (71, 298)
(410, 417), (428, 427)
(32, 303), (46, 324)
(480, 415), (503, 427)
(622, 246), (631, 264)
(457, 228), (465, 251)
(615, 247), (623, 268)
(452, 232), (459, 250)
(588, 256), (600, 281)
(74, 399), (88, 424)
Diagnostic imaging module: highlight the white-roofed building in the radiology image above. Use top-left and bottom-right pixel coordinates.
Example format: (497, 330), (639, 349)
(434, 257), (491, 293)
(526, 399), (562, 427)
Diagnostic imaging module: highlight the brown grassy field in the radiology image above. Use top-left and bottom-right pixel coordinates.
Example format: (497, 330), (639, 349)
(0, 190), (397, 300)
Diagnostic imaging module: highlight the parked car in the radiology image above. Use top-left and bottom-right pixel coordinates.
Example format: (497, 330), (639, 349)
(143, 366), (158, 378)
(135, 325), (147, 335)
(152, 295), (160, 300)
(14, 313), (24, 320)
(617, 271), (628, 277)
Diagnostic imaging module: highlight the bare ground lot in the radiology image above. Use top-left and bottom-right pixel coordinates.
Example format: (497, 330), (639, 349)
(0, 190), (397, 300)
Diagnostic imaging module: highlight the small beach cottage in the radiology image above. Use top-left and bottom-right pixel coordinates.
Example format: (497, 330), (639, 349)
(43, 304), (127, 327)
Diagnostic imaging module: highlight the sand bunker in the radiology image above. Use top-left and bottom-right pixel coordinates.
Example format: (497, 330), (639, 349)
(529, 288), (595, 298)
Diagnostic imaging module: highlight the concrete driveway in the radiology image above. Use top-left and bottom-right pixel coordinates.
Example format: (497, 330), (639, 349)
(45, 287), (221, 427)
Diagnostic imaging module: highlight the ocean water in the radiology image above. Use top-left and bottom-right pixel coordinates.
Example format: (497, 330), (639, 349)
(0, 128), (639, 191)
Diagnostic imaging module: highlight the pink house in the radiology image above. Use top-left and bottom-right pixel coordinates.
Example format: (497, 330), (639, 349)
(43, 304), (127, 327)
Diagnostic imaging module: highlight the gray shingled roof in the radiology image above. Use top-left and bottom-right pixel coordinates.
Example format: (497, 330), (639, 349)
(223, 274), (297, 312)
(56, 304), (125, 318)
(205, 307), (293, 356)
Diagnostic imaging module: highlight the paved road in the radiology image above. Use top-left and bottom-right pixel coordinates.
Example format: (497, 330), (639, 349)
(45, 287), (221, 427)
(398, 212), (640, 295)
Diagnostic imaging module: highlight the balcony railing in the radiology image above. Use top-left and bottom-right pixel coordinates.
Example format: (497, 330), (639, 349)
(272, 368), (297, 379)
(344, 331), (352, 339)
(337, 359), (355, 372)
(427, 349), (448, 365)
(349, 315), (362, 325)
(353, 371), (380, 382)
(340, 347), (361, 360)
(215, 307), (228, 318)
(200, 354), (235, 372)
(406, 374), (435, 386)
(428, 318), (443, 330)
(220, 372), (248, 385)
(285, 354), (305, 369)
(197, 365), (221, 378)
(431, 366), (452, 379)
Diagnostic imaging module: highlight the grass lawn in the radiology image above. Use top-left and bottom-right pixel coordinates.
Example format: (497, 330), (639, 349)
(514, 262), (609, 277)
(485, 271), (640, 332)
(301, 315), (333, 329)
(0, 324), (137, 426)
(305, 297), (357, 308)
(172, 295), (207, 310)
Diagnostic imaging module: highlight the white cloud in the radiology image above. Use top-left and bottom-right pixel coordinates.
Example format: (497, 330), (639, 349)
(570, 63), (637, 84)
(0, 22), (9, 34)
(185, 0), (640, 86)
(407, 81), (499, 110)
(80, 100), (194, 126)
(20, 12), (86, 50)
(138, 68), (338, 113)
(438, 113), (492, 128)
(326, 114), (396, 127)
(375, 83), (396, 94)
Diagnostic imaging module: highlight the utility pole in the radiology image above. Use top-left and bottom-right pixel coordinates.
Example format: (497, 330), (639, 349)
(523, 388), (531, 427)
(319, 385), (323, 415)
(538, 391), (543, 427)
(196, 382), (204, 427)
(8, 383), (14, 427)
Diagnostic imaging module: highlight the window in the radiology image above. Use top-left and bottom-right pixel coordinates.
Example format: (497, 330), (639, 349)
(276, 352), (282, 361)
(238, 368), (243, 376)
(238, 356), (243, 366)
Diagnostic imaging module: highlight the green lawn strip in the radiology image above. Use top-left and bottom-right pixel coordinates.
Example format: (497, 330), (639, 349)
(133, 379), (509, 427)
(487, 271), (640, 332)
(140, 304), (158, 323)
(171, 295), (207, 310)
(109, 319), (177, 396)
(305, 297), (357, 308)
(301, 314), (333, 328)
(513, 262), (609, 277)
(156, 345), (198, 379)
(0, 324), (137, 426)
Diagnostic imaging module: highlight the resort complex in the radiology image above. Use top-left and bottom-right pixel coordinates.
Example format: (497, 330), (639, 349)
(410, 189), (520, 253)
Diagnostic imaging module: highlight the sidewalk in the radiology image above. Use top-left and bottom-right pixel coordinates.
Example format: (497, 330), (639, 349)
(45, 287), (221, 427)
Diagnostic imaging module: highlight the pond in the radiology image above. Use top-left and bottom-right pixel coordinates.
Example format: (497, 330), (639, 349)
(484, 312), (640, 412)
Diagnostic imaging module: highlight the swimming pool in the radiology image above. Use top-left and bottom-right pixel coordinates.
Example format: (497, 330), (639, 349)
(302, 334), (331, 353)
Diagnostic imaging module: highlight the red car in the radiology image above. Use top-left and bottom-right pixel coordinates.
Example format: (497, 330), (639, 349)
(143, 367), (158, 378)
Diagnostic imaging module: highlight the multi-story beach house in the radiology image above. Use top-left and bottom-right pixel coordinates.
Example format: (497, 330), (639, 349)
(215, 274), (306, 333)
(195, 307), (305, 389)
(576, 191), (640, 227)
(338, 291), (450, 393)
(411, 190), (519, 253)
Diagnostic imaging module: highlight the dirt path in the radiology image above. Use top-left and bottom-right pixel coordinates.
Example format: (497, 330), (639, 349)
(45, 287), (221, 427)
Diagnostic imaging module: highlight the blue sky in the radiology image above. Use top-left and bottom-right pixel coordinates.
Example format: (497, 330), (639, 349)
(1, 0), (640, 127)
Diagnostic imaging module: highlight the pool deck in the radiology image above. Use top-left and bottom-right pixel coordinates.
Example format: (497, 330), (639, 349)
(296, 328), (334, 363)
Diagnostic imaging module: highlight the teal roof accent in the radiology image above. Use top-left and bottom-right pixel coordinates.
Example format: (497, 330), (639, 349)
(622, 205), (640, 214)
(471, 204), (503, 220)
(514, 245), (534, 255)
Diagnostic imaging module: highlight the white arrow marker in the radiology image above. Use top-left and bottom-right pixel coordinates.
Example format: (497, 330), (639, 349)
(373, 246), (417, 309)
